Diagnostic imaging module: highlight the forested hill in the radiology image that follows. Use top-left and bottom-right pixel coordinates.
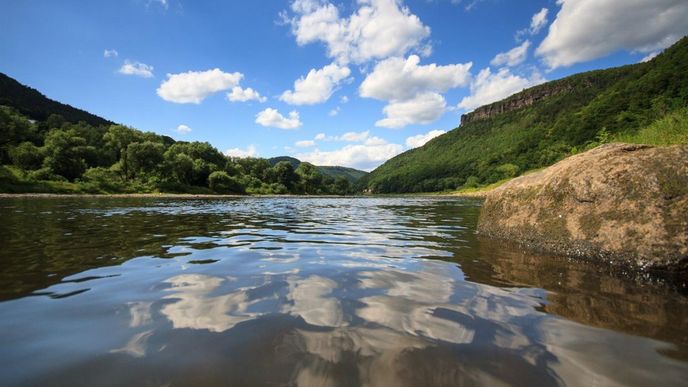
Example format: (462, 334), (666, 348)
(268, 156), (367, 183)
(361, 36), (688, 193)
(0, 72), (112, 127)
(317, 166), (368, 182)
(0, 75), (358, 195)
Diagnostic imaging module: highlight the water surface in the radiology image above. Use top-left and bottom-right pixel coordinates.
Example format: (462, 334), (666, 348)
(1, 197), (687, 386)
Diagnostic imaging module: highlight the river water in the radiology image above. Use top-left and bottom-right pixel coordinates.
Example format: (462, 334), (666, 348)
(0, 197), (686, 386)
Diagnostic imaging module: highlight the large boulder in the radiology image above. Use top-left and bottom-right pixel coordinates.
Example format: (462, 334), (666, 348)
(478, 143), (688, 272)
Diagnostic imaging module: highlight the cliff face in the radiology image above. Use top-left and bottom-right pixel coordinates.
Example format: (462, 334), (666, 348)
(460, 76), (596, 126)
(478, 143), (688, 273)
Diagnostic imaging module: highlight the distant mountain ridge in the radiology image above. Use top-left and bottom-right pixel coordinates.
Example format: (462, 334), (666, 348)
(361, 36), (688, 193)
(268, 156), (368, 182)
(0, 72), (113, 127)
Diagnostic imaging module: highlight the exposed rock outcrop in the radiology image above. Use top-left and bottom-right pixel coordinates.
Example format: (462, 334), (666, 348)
(478, 143), (688, 273)
(460, 73), (602, 126)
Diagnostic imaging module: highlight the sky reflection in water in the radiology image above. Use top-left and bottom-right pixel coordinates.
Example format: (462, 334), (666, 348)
(0, 197), (686, 386)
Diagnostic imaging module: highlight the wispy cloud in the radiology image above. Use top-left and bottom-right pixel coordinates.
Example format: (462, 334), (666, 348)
(147, 0), (169, 10)
(118, 60), (154, 78)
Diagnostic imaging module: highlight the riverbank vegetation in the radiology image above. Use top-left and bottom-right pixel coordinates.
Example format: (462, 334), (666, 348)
(0, 106), (355, 195)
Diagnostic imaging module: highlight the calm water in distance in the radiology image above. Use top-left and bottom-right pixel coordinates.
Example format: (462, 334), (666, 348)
(0, 197), (687, 386)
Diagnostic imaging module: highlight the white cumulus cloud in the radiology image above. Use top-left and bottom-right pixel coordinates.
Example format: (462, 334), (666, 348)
(359, 55), (472, 101)
(118, 60), (154, 78)
(491, 41), (531, 67)
(175, 124), (192, 134)
(376, 92), (447, 128)
(104, 49), (118, 58)
(537, 0), (688, 69)
(224, 145), (258, 158)
(280, 63), (351, 105)
(458, 67), (544, 112)
(255, 108), (302, 129)
(227, 86), (267, 103)
(405, 129), (446, 148)
(157, 68), (243, 104)
(296, 139), (403, 171)
(287, 0), (431, 64)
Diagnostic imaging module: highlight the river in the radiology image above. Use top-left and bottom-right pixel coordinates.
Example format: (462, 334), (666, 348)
(0, 197), (686, 386)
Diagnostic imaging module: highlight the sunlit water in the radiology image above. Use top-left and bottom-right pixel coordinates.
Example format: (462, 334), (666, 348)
(0, 197), (686, 386)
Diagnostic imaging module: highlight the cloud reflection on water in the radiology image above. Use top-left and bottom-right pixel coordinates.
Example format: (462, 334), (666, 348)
(3, 197), (686, 386)
(161, 274), (269, 333)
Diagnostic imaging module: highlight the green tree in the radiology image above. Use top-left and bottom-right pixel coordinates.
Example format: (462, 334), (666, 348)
(103, 125), (142, 179)
(271, 161), (299, 190)
(333, 176), (350, 195)
(296, 162), (323, 194)
(0, 106), (35, 163)
(42, 129), (88, 181)
(9, 142), (43, 170)
(126, 141), (165, 178)
(169, 153), (194, 184)
(224, 160), (243, 176)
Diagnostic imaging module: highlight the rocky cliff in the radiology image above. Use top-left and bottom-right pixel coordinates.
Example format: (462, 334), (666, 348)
(478, 143), (688, 273)
(460, 71), (617, 126)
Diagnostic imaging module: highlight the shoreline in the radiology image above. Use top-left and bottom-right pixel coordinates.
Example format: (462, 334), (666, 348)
(0, 193), (326, 199)
(0, 192), (485, 199)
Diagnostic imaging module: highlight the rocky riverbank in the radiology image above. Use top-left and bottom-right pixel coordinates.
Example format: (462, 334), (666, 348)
(478, 143), (688, 273)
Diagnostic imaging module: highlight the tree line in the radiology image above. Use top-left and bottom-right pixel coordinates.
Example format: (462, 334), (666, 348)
(0, 106), (353, 195)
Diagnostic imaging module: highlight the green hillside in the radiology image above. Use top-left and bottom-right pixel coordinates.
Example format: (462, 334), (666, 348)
(362, 37), (688, 193)
(0, 72), (112, 127)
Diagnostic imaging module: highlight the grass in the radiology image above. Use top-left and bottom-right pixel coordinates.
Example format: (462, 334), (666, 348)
(614, 108), (688, 146)
(444, 178), (516, 198)
(449, 167), (549, 197)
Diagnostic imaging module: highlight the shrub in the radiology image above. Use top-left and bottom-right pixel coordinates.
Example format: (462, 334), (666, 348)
(464, 176), (480, 188)
(27, 167), (67, 182)
(79, 167), (126, 192)
(208, 171), (245, 194)
(9, 142), (43, 170)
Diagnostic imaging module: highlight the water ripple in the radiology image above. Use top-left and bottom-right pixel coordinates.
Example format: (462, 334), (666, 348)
(0, 197), (686, 386)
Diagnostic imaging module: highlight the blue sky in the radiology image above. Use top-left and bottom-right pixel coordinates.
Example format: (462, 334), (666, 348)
(2, 0), (686, 170)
